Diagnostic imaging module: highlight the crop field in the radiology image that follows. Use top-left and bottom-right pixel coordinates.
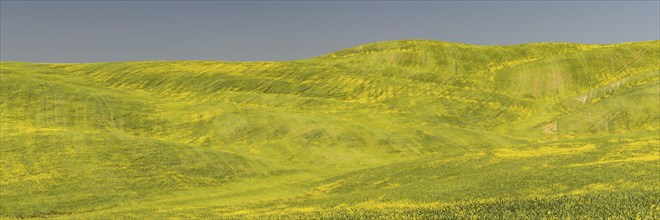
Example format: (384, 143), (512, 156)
(1, 40), (659, 219)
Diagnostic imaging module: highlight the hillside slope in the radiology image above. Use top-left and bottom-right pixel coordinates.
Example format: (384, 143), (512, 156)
(1, 40), (658, 218)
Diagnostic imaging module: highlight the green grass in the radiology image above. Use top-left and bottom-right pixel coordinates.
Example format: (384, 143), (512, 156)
(1, 39), (659, 219)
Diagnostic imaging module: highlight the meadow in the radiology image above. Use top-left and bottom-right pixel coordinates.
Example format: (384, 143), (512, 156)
(1, 40), (658, 219)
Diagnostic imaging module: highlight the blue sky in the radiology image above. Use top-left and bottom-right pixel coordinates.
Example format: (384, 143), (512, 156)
(1, 1), (658, 62)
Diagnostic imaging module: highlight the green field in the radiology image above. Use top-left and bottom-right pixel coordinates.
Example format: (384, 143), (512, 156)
(1, 40), (659, 219)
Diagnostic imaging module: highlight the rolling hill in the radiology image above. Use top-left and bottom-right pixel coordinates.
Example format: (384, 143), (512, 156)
(1, 40), (659, 219)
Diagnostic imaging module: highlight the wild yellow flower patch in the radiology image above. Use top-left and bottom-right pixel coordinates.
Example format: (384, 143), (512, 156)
(566, 154), (659, 167)
(495, 144), (597, 159)
(426, 151), (487, 167)
(570, 183), (613, 195)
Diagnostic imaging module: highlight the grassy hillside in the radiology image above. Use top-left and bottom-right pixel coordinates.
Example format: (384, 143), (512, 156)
(1, 40), (658, 219)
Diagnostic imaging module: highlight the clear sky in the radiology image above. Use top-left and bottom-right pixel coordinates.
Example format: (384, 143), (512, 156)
(1, 1), (658, 62)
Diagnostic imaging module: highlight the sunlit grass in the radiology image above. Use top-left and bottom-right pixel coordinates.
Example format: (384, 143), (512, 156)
(1, 40), (658, 218)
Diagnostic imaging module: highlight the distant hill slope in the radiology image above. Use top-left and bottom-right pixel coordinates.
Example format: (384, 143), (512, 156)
(1, 40), (658, 218)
